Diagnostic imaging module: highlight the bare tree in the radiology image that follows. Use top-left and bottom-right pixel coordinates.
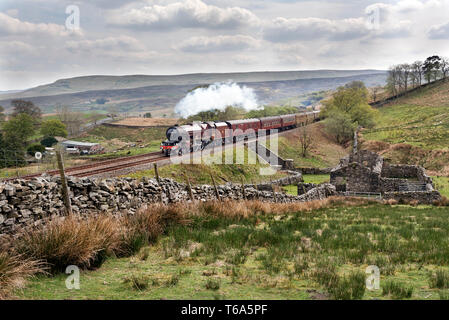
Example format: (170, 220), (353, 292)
(299, 126), (313, 157)
(441, 57), (449, 81)
(387, 65), (401, 96)
(412, 61), (424, 86)
(398, 63), (411, 92)
(56, 105), (84, 136)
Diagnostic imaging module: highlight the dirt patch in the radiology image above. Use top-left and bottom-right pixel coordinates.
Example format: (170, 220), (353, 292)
(113, 118), (179, 127)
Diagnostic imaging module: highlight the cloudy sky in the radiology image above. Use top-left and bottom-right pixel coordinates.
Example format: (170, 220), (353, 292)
(1, 0), (449, 91)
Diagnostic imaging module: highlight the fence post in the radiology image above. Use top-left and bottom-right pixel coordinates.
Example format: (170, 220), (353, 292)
(253, 180), (260, 200)
(56, 150), (72, 215)
(184, 173), (195, 202)
(273, 184), (278, 203)
(241, 177), (247, 200)
(154, 163), (160, 184)
(210, 173), (221, 201)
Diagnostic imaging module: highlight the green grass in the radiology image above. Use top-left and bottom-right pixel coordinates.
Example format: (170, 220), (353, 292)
(17, 203), (449, 300)
(277, 136), (330, 168)
(363, 104), (449, 150)
(282, 185), (298, 196)
(282, 175), (330, 196)
(433, 176), (449, 198)
(125, 163), (287, 186)
(303, 174), (330, 184)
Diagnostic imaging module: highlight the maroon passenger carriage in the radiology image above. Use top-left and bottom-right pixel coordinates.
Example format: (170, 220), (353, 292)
(160, 111), (320, 156)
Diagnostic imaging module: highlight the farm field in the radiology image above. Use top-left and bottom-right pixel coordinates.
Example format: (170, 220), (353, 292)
(16, 200), (449, 300)
(111, 117), (179, 127)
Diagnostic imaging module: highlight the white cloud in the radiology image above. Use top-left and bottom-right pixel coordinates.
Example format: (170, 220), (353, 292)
(66, 36), (143, 53)
(0, 12), (80, 37)
(175, 35), (260, 52)
(108, 0), (260, 30)
(428, 21), (449, 39)
(263, 17), (368, 42)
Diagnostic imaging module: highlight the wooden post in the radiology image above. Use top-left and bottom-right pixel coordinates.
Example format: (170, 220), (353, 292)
(210, 173), (221, 201)
(56, 150), (72, 215)
(184, 173), (195, 202)
(273, 184), (278, 203)
(253, 180), (260, 200)
(241, 177), (246, 200)
(154, 163), (160, 184)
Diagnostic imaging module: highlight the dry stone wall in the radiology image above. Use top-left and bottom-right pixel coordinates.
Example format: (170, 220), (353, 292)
(0, 175), (337, 235)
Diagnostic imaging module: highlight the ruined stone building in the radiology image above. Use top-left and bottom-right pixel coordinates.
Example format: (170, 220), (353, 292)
(324, 150), (442, 204)
(330, 150), (435, 194)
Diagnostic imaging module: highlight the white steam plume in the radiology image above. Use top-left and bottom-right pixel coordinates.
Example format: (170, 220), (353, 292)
(175, 82), (260, 118)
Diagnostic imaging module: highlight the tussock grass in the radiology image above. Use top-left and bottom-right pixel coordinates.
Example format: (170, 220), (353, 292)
(382, 280), (414, 299)
(8, 197), (449, 300)
(16, 215), (122, 273)
(429, 270), (449, 289)
(123, 274), (149, 291)
(205, 279), (220, 291)
(0, 252), (45, 299)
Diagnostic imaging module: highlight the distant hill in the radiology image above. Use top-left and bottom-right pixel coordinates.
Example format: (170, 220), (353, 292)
(2, 70), (385, 100)
(0, 71), (387, 115)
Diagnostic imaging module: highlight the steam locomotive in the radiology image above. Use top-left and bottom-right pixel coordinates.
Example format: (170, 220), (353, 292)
(160, 111), (320, 156)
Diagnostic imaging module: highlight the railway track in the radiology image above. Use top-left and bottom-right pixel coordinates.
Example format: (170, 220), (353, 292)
(4, 151), (165, 181)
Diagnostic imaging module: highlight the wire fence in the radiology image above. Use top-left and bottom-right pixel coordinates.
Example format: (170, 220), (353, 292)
(0, 148), (78, 180)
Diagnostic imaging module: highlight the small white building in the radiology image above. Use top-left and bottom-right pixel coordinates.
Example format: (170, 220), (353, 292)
(60, 140), (103, 155)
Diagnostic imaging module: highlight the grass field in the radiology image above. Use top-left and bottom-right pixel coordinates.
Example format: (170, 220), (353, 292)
(277, 123), (348, 169)
(124, 145), (287, 185)
(361, 80), (449, 175)
(363, 103), (449, 150)
(16, 201), (449, 300)
(433, 176), (449, 198)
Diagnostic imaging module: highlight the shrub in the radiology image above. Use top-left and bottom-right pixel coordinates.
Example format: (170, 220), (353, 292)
(16, 215), (122, 273)
(429, 270), (449, 289)
(382, 280), (414, 299)
(40, 136), (58, 148)
(0, 252), (45, 299)
(27, 143), (45, 156)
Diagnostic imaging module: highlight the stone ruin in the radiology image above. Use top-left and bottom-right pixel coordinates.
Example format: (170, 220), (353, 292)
(328, 150), (441, 203)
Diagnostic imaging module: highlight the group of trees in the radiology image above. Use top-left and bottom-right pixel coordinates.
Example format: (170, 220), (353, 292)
(387, 55), (449, 96)
(0, 100), (69, 168)
(322, 81), (378, 145)
(184, 105), (300, 123)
